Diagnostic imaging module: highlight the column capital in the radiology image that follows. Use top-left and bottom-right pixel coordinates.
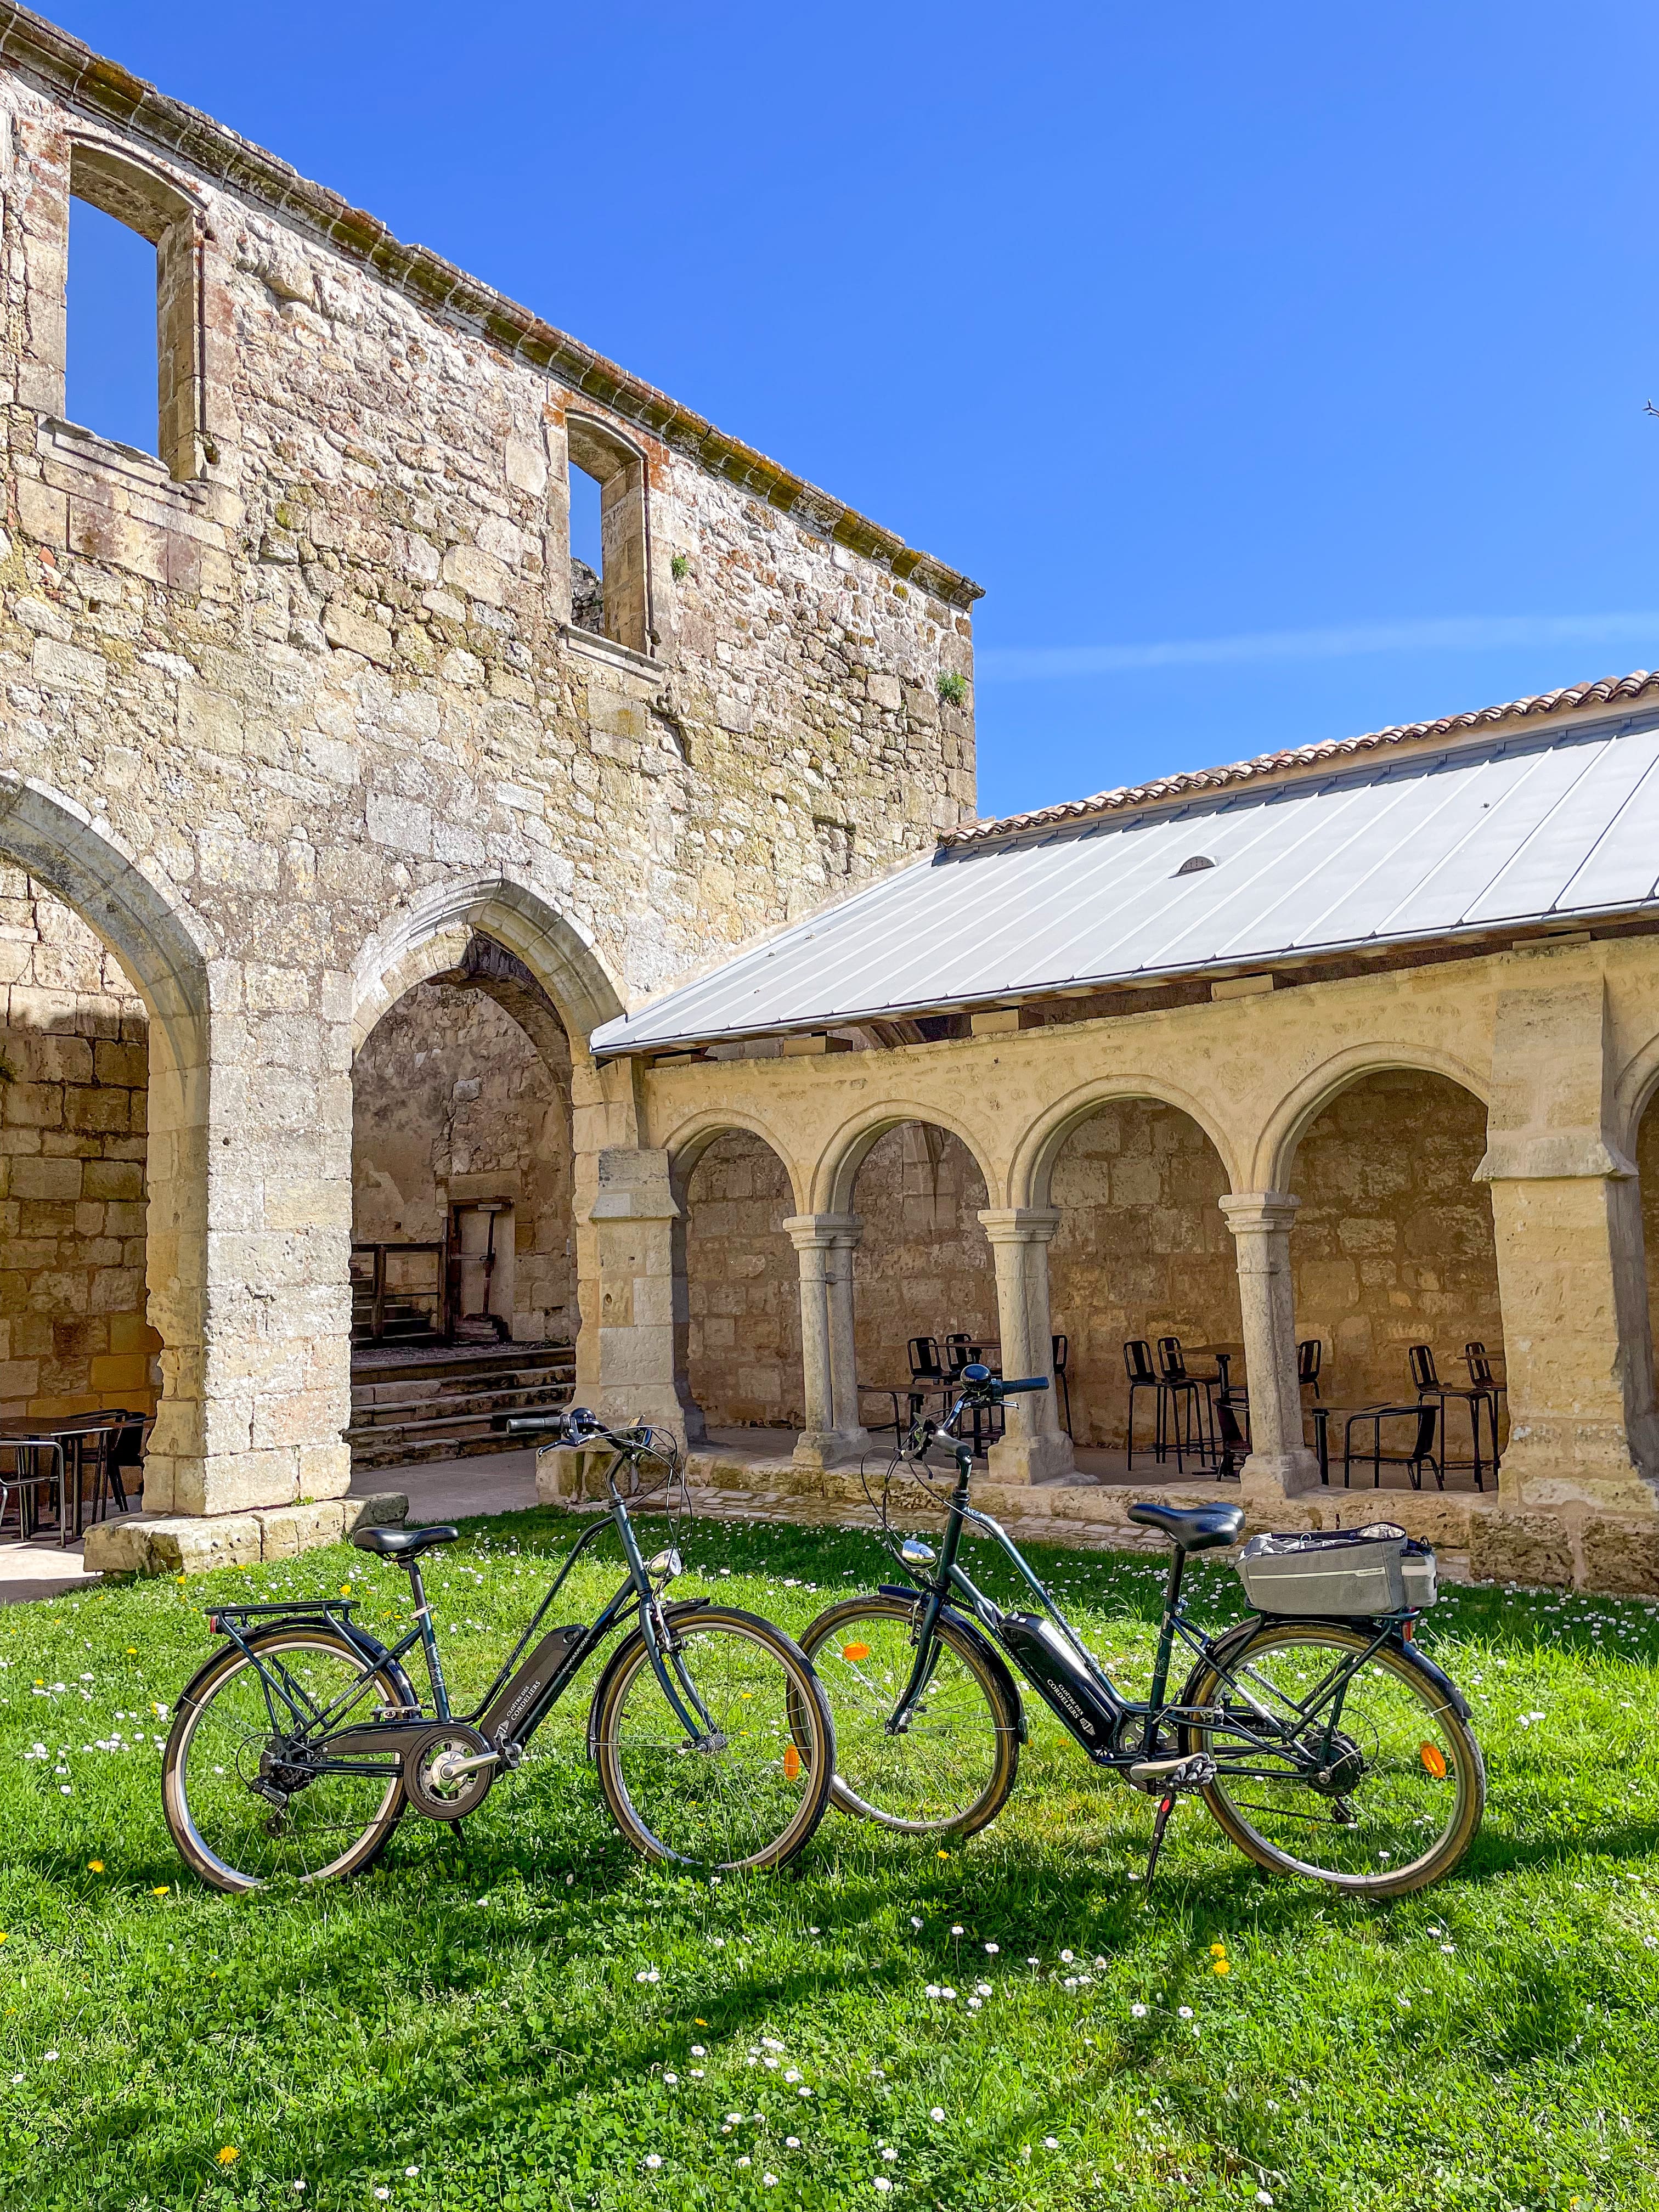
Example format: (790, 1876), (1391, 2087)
(783, 1212), (862, 1251)
(977, 1205), (1062, 1246)
(1219, 1190), (1301, 1237)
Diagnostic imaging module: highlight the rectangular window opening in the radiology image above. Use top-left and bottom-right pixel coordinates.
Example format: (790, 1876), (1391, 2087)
(66, 195), (160, 459)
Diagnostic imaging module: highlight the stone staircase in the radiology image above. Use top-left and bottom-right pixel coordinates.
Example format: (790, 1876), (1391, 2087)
(346, 1340), (573, 1471)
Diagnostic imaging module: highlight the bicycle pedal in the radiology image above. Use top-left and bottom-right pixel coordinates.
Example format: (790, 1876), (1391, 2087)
(1127, 1752), (1216, 1793)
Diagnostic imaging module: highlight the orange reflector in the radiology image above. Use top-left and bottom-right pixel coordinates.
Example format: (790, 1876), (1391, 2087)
(1419, 1741), (1448, 1779)
(842, 1642), (871, 1662)
(783, 1745), (802, 1780)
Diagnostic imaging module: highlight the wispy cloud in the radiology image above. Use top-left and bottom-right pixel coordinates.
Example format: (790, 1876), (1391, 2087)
(974, 612), (1659, 682)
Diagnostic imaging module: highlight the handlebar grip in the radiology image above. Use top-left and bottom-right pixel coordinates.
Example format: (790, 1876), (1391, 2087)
(997, 1376), (1050, 1395)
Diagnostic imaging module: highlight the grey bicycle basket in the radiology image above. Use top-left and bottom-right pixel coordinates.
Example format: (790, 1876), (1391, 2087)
(1236, 1523), (1437, 1615)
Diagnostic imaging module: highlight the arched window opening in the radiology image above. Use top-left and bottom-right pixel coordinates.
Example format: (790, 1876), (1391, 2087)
(565, 414), (650, 654)
(64, 143), (201, 479)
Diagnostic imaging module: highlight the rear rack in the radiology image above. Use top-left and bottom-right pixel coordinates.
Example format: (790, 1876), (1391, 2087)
(206, 1597), (360, 1629)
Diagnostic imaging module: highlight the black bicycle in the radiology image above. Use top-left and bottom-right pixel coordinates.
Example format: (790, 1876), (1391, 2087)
(800, 1367), (1484, 1896)
(162, 1410), (835, 1891)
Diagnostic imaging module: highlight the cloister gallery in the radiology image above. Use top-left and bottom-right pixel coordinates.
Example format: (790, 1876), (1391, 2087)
(2, 7), (1659, 1594)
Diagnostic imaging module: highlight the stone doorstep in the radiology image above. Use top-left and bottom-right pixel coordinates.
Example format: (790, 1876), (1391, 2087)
(82, 1491), (407, 1579)
(537, 1444), (1659, 1595)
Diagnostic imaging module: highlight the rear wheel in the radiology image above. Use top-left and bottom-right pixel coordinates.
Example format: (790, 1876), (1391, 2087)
(591, 1606), (834, 1872)
(799, 1595), (1020, 1836)
(1183, 1621), (1484, 1896)
(163, 1629), (409, 1893)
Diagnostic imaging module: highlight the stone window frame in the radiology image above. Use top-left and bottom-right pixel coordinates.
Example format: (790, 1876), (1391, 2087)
(57, 133), (215, 484)
(565, 411), (655, 661)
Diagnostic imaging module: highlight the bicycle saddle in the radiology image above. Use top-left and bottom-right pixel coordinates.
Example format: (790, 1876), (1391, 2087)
(1127, 1501), (1245, 1552)
(351, 1525), (459, 1561)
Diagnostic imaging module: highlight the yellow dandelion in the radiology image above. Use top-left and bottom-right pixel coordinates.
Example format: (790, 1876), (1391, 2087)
(217, 2146), (239, 2166)
(125, 1648), (137, 1657)
(151, 1886), (170, 1898)
(341, 1584), (352, 1598)
(937, 1849), (950, 1860)
(87, 1861), (104, 1874)
(1213, 1958), (1231, 1976)
(1208, 1942), (1227, 1958)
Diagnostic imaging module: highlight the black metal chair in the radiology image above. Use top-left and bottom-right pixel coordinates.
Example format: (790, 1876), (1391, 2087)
(1464, 1343), (1505, 1481)
(1342, 1401), (1442, 1490)
(943, 1333), (983, 1376)
(908, 1336), (946, 1384)
(1125, 1338), (1207, 1472)
(1051, 1333), (1073, 1438)
(1158, 1336), (1225, 1464)
(92, 1412), (149, 1521)
(0, 1438), (70, 1545)
(1297, 1337), (1323, 1400)
(1409, 1344), (1495, 1491)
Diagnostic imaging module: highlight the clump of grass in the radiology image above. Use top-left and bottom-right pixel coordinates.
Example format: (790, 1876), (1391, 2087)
(1, 1512), (1656, 2210)
(937, 670), (968, 707)
(670, 551), (691, 581)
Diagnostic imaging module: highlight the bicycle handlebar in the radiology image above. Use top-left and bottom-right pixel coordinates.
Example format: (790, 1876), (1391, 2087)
(996, 1376), (1049, 1396)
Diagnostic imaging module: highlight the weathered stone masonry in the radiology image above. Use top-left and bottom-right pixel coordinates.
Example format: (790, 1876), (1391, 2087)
(0, 5), (980, 1563)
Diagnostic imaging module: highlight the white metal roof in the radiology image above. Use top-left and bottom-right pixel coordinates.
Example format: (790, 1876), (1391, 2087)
(590, 707), (1659, 1054)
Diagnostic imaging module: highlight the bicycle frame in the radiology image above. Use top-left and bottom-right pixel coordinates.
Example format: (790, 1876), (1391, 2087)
(204, 1426), (722, 1781)
(884, 1408), (1413, 1783)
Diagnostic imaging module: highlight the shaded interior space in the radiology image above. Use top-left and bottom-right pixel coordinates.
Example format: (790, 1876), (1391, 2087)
(680, 1130), (802, 1431)
(852, 1124), (996, 1413)
(1046, 1098), (1240, 1462)
(347, 935), (575, 1472)
(1289, 1068), (1504, 1486)
(1638, 1088), (1659, 1368)
(0, 870), (160, 1427)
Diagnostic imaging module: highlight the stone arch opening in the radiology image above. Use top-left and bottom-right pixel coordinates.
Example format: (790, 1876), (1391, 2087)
(0, 776), (210, 1513)
(351, 932), (575, 1353)
(1285, 1067), (1502, 1428)
(850, 1122), (996, 1397)
(676, 1128), (802, 1436)
(1046, 1097), (1240, 1455)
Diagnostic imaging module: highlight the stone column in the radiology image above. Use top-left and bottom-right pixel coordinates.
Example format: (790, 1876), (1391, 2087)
(979, 1207), (1074, 1484)
(1220, 1192), (1320, 1500)
(582, 1145), (704, 1443)
(786, 1214), (869, 1469)
(1477, 971), (1659, 1524)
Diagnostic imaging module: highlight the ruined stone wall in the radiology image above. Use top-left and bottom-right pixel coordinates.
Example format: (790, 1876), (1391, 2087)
(0, 870), (158, 1419)
(0, 33), (979, 1517)
(1047, 1102), (1241, 1451)
(852, 1125), (997, 1406)
(681, 1131), (801, 1429)
(1288, 1070), (1502, 1419)
(352, 980), (573, 1342)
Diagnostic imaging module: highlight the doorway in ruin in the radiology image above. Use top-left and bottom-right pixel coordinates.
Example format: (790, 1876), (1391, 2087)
(0, 867), (161, 1432)
(347, 934), (575, 1471)
(677, 1129), (802, 1444)
(1045, 1098), (1240, 1466)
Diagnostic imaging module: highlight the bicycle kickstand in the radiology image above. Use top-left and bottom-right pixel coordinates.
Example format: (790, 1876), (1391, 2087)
(1144, 1792), (1178, 1887)
(1129, 1752), (1216, 1887)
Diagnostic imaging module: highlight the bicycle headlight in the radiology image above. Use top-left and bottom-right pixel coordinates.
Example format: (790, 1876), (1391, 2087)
(899, 1538), (937, 1568)
(647, 1547), (683, 1582)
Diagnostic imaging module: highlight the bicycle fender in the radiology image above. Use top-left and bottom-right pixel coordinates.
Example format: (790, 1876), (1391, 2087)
(874, 1587), (1028, 1745)
(584, 1598), (715, 1760)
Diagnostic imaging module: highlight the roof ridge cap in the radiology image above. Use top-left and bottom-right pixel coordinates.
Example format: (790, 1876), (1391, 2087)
(944, 668), (1659, 847)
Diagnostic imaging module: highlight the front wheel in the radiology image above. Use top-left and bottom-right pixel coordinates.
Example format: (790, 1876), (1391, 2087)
(799, 1595), (1020, 1836)
(590, 1606), (834, 1872)
(1183, 1620), (1485, 1897)
(163, 1629), (409, 1893)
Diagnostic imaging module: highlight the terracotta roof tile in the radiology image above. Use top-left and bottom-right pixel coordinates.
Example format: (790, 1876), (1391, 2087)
(943, 668), (1659, 847)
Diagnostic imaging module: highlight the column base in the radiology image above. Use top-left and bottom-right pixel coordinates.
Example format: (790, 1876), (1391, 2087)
(987, 1429), (1075, 1485)
(83, 1491), (407, 1578)
(1502, 1418), (1659, 1514)
(792, 1427), (871, 1471)
(1239, 1447), (1323, 1506)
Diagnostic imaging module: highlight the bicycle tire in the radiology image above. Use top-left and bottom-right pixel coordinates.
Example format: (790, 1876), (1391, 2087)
(799, 1594), (1020, 1837)
(163, 1628), (409, 1893)
(1182, 1619), (1485, 1897)
(590, 1606), (834, 1872)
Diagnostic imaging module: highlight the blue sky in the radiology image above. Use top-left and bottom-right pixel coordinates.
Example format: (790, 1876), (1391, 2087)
(49, 1), (1659, 821)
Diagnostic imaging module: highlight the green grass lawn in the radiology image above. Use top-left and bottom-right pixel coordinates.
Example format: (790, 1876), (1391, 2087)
(2, 1505), (1657, 2212)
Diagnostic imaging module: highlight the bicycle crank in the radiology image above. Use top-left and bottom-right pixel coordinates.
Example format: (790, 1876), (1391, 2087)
(404, 1722), (499, 1822)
